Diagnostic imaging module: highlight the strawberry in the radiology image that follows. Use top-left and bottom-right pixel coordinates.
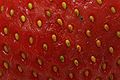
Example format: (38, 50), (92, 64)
(0, 0), (120, 80)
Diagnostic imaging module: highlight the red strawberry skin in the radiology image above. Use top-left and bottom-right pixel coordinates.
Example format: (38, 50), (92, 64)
(0, 0), (120, 80)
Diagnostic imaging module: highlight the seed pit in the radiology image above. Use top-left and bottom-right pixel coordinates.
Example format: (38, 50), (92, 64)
(59, 55), (65, 63)
(65, 39), (71, 47)
(116, 31), (120, 38)
(74, 8), (79, 16)
(57, 18), (63, 26)
(10, 9), (14, 16)
(21, 52), (27, 61)
(95, 77), (101, 80)
(96, 0), (103, 5)
(101, 62), (107, 71)
(20, 15), (26, 23)
(86, 29), (91, 37)
(0, 71), (3, 77)
(91, 56), (96, 63)
(43, 43), (48, 51)
(29, 36), (34, 45)
(84, 69), (90, 77)
(15, 33), (19, 41)
(32, 71), (38, 78)
(68, 24), (73, 32)
(52, 65), (58, 73)
(3, 27), (8, 35)
(52, 34), (57, 42)
(17, 65), (23, 73)
(74, 59), (79, 66)
(76, 44), (82, 52)
(96, 39), (101, 47)
(3, 61), (9, 69)
(3, 44), (9, 54)
(37, 20), (42, 28)
(28, 2), (33, 10)
(37, 58), (43, 66)
(62, 2), (67, 9)
(104, 24), (109, 31)
(111, 7), (116, 14)
(108, 73), (114, 80)
(68, 72), (74, 79)
(0, 5), (4, 12)
(89, 16), (94, 22)
(46, 10), (51, 17)
(109, 47), (114, 54)
(116, 58), (120, 66)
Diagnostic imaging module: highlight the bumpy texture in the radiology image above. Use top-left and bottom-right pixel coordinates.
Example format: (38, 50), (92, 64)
(0, 0), (120, 80)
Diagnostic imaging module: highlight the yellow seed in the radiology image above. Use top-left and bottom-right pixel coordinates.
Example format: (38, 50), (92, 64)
(17, 65), (23, 73)
(101, 62), (107, 70)
(65, 39), (71, 47)
(10, 9), (14, 16)
(46, 10), (51, 17)
(91, 56), (96, 63)
(3, 61), (9, 69)
(21, 52), (26, 61)
(86, 29), (91, 37)
(104, 24), (110, 31)
(48, 78), (53, 80)
(111, 7), (116, 14)
(57, 18), (63, 26)
(84, 70), (89, 77)
(0, 71), (3, 77)
(76, 44), (82, 52)
(3, 45), (9, 53)
(0, 5), (4, 12)
(96, 39), (101, 47)
(89, 16), (94, 22)
(96, 0), (103, 5)
(95, 77), (101, 80)
(68, 24), (73, 32)
(37, 20), (42, 28)
(50, 0), (53, 2)
(62, 2), (67, 9)
(109, 73), (114, 80)
(117, 58), (120, 66)
(29, 36), (34, 45)
(52, 66), (58, 73)
(43, 43), (48, 51)
(74, 8), (79, 16)
(68, 72), (74, 79)
(73, 0), (76, 2)
(109, 47), (114, 54)
(37, 58), (42, 66)
(32, 71), (38, 78)
(3, 27), (8, 35)
(116, 31), (120, 38)
(74, 59), (79, 66)
(52, 34), (57, 42)
(15, 33), (19, 41)
(59, 55), (65, 63)
(28, 2), (33, 10)
(20, 15), (26, 23)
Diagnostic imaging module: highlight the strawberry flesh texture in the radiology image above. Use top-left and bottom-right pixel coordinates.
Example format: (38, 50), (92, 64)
(0, 0), (120, 80)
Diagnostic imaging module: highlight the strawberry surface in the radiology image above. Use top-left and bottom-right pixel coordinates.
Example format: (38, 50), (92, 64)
(0, 0), (120, 80)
